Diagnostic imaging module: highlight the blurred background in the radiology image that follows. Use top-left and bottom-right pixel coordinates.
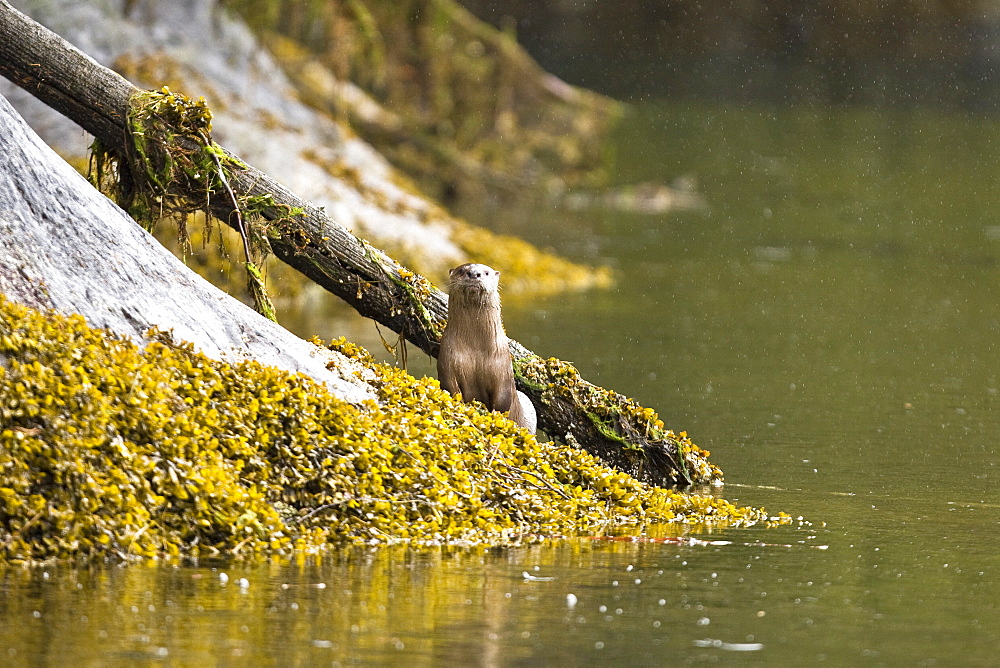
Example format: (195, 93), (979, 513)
(462, 0), (1000, 109)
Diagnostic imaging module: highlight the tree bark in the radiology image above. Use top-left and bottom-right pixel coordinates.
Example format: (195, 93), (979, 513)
(0, 0), (696, 487)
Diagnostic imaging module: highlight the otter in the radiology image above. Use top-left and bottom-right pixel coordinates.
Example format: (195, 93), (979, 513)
(437, 263), (537, 434)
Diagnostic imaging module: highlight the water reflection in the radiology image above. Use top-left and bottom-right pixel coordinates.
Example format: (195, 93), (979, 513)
(2, 503), (990, 665)
(0, 534), (809, 665)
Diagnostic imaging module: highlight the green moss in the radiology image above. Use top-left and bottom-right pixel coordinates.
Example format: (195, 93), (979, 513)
(0, 295), (782, 564)
(89, 87), (282, 321)
(516, 355), (724, 485)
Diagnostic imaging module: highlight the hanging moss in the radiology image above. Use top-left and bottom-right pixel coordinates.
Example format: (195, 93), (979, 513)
(108, 34), (614, 298)
(89, 87), (214, 229)
(88, 87), (285, 321)
(0, 296), (784, 564)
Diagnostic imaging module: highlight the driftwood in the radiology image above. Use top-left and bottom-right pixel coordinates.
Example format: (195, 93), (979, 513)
(0, 91), (376, 405)
(0, 0), (697, 487)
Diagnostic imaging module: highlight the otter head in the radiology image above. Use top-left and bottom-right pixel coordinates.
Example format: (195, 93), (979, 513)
(447, 263), (502, 310)
(449, 263), (501, 294)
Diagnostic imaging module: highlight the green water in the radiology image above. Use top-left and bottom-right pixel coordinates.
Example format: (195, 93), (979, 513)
(4, 103), (1000, 664)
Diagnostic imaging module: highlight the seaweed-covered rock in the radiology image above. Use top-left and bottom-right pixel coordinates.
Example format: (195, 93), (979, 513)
(0, 295), (777, 562)
(233, 0), (620, 205)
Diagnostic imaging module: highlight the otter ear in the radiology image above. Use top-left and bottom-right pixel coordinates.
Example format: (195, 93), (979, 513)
(449, 266), (460, 278)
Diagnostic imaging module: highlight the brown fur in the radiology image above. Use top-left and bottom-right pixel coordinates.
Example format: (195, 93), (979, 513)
(437, 263), (534, 432)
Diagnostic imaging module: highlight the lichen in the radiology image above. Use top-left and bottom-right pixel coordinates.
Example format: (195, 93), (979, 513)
(0, 295), (781, 564)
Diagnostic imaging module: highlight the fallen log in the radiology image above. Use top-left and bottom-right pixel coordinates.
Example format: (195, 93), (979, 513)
(0, 0), (710, 487)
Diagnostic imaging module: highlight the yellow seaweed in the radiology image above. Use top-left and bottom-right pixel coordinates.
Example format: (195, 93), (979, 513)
(0, 295), (781, 564)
